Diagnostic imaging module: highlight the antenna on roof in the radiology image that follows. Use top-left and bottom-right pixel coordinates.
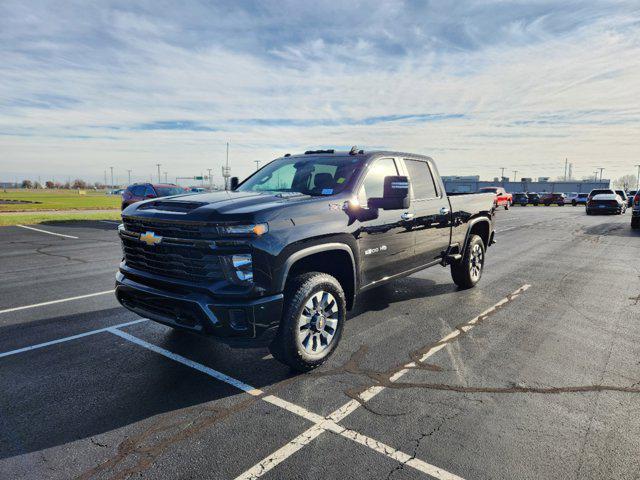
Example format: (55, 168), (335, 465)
(349, 146), (358, 155)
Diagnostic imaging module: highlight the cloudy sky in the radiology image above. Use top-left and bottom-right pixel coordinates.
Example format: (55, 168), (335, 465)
(1, 0), (639, 185)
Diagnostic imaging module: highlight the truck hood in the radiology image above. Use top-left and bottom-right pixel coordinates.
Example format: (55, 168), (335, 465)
(123, 190), (328, 222)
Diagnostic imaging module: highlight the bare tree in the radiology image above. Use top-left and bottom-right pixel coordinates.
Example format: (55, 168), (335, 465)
(21, 179), (33, 189)
(614, 174), (637, 190)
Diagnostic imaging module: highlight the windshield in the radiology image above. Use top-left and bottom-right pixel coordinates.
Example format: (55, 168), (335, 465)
(156, 186), (185, 196)
(480, 187), (497, 193)
(237, 156), (363, 196)
(590, 189), (613, 196)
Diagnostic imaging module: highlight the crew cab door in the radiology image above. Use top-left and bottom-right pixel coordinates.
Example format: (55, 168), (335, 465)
(356, 157), (415, 287)
(401, 158), (452, 266)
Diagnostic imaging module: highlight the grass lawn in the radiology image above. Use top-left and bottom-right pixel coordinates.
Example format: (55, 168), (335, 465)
(0, 210), (122, 226)
(0, 189), (120, 212)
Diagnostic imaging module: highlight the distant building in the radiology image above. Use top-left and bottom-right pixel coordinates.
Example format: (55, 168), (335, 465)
(443, 178), (611, 194)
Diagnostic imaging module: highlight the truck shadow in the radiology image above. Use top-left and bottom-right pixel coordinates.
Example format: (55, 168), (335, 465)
(0, 277), (454, 461)
(582, 221), (640, 238)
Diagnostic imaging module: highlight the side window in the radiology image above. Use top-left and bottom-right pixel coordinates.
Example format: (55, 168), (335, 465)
(358, 158), (398, 205)
(144, 185), (156, 197)
(404, 159), (438, 200)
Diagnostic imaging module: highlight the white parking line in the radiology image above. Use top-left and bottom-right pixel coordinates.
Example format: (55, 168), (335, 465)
(0, 290), (114, 315)
(16, 224), (79, 239)
(109, 327), (464, 479)
(0, 319), (147, 358)
(107, 328), (263, 396)
(237, 285), (531, 479)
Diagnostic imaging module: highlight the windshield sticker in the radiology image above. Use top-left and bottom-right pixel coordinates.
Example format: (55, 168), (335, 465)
(336, 177), (345, 184)
(322, 188), (334, 195)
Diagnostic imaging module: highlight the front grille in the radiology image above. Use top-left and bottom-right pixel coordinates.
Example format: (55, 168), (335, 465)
(123, 217), (218, 240)
(121, 236), (224, 282)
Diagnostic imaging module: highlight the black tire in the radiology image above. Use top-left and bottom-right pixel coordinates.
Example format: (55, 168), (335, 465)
(631, 218), (639, 229)
(451, 234), (485, 289)
(269, 272), (346, 372)
(520, 203), (527, 207)
(504, 203), (509, 210)
(572, 200), (577, 206)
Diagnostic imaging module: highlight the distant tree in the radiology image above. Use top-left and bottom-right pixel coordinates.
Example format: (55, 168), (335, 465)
(21, 179), (33, 189)
(45, 181), (55, 189)
(94, 182), (104, 189)
(54, 182), (63, 189)
(614, 174), (638, 190)
(33, 181), (42, 189)
(72, 179), (87, 189)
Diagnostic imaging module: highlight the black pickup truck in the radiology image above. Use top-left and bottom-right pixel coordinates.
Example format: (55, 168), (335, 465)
(116, 149), (496, 370)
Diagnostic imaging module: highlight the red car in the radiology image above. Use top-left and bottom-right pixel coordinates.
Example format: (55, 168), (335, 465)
(478, 186), (513, 210)
(121, 183), (185, 210)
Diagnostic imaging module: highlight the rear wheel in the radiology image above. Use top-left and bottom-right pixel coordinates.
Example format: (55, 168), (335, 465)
(451, 234), (485, 289)
(504, 203), (509, 210)
(269, 272), (345, 372)
(572, 200), (577, 206)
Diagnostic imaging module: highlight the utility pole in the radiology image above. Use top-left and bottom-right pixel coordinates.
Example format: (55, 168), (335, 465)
(164, 171), (168, 183)
(254, 160), (261, 171)
(564, 158), (568, 181)
(512, 170), (518, 183)
(594, 170), (599, 182)
(156, 163), (161, 183)
(597, 167), (604, 182)
(104, 170), (107, 188)
(127, 169), (132, 185)
(635, 164), (640, 190)
(207, 168), (213, 190)
(222, 142), (231, 190)
(109, 166), (114, 189)
(500, 167), (505, 181)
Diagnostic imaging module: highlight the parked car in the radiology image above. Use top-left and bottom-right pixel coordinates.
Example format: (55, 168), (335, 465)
(627, 190), (637, 207)
(586, 193), (626, 215)
(631, 192), (640, 228)
(540, 193), (566, 206)
(587, 188), (615, 202)
(478, 186), (512, 210)
(121, 183), (185, 210)
(513, 192), (529, 206)
(526, 193), (541, 206)
(570, 193), (589, 206)
(565, 192), (578, 204)
(190, 187), (207, 193)
(615, 190), (628, 207)
(116, 149), (496, 371)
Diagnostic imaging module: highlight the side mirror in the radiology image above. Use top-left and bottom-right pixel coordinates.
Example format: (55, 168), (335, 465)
(368, 176), (410, 210)
(230, 177), (239, 190)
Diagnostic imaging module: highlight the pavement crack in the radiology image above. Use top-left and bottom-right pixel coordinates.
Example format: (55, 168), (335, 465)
(90, 437), (108, 448)
(35, 244), (88, 264)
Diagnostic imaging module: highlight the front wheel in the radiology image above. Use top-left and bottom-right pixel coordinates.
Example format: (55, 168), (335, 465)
(269, 272), (346, 372)
(572, 200), (577, 206)
(451, 234), (485, 289)
(504, 203), (509, 210)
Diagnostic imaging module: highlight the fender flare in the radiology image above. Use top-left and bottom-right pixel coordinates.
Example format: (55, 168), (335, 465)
(275, 242), (357, 295)
(463, 217), (493, 251)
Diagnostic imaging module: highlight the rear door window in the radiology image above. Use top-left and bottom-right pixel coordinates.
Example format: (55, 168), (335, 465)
(404, 159), (438, 200)
(131, 185), (146, 196)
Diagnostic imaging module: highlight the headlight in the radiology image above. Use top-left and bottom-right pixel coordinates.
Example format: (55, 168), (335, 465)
(220, 223), (268, 236)
(223, 253), (253, 284)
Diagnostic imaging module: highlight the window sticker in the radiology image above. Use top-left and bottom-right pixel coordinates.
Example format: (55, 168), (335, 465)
(336, 177), (345, 184)
(321, 188), (334, 195)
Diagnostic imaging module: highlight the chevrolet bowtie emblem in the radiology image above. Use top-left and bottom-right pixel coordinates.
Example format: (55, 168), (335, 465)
(140, 231), (162, 246)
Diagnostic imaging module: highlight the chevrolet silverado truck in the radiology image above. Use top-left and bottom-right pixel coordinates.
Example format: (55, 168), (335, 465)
(115, 149), (496, 371)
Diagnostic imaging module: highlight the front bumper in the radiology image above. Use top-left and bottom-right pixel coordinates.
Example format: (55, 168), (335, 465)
(115, 271), (283, 347)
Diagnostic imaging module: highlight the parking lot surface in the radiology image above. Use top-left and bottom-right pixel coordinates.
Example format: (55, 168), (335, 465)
(1, 208), (639, 479)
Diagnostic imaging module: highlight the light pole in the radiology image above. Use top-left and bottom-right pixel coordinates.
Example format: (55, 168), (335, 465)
(500, 167), (505, 181)
(163, 171), (168, 183)
(207, 168), (213, 190)
(127, 169), (132, 185)
(156, 164), (161, 183)
(512, 170), (518, 184)
(109, 166), (114, 189)
(254, 160), (261, 171)
(597, 167), (604, 182)
(636, 164), (640, 190)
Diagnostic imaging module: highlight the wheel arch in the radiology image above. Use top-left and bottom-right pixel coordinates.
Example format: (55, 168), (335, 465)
(276, 243), (357, 310)
(463, 217), (492, 252)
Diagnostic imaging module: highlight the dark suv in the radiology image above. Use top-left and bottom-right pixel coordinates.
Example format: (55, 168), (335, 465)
(121, 183), (185, 210)
(540, 193), (566, 206)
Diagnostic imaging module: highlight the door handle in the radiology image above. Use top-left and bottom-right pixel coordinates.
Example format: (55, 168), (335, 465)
(439, 207), (450, 215)
(401, 212), (414, 221)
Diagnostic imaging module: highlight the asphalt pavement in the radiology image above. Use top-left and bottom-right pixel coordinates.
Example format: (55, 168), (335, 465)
(1, 207), (639, 480)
